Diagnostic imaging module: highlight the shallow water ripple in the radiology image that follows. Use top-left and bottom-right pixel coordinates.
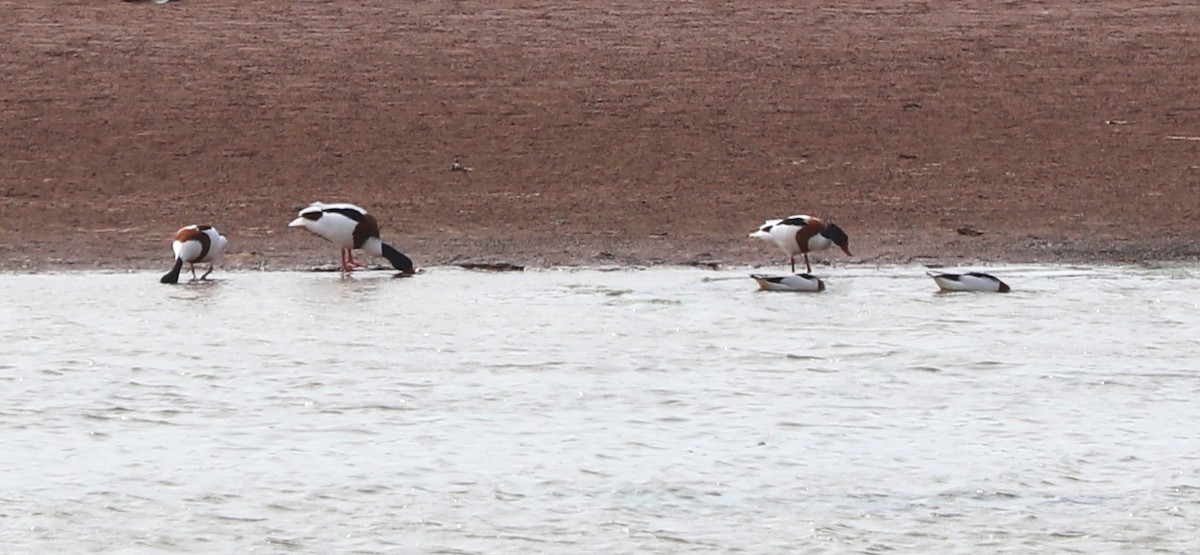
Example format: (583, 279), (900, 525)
(1, 265), (1199, 553)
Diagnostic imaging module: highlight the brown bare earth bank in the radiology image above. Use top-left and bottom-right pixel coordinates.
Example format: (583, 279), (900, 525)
(2, 1), (1198, 273)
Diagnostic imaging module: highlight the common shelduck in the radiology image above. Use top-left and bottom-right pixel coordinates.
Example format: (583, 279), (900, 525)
(750, 215), (852, 273)
(927, 271), (1011, 293)
(750, 273), (826, 292)
(160, 225), (228, 284)
(288, 202), (415, 274)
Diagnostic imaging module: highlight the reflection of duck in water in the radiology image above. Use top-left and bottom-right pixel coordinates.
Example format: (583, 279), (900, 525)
(160, 225), (228, 284)
(927, 271), (1011, 293)
(750, 273), (825, 292)
(749, 215), (851, 273)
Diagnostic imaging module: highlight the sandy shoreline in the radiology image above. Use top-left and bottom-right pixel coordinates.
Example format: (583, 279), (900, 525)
(2, 2), (1199, 273)
(3, 229), (1197, 274)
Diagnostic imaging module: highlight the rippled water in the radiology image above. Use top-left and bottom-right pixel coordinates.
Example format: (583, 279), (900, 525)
(2, 265), (1198, 553)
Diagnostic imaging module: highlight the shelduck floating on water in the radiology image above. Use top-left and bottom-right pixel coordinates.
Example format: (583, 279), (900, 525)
(288, 202), (415, 275)
(927, 271), (1011, 293)
(750, 273), (826, 292)
(160, 225), (228, 284)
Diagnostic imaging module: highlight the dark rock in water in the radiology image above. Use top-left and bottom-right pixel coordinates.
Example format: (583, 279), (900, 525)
(458, 262), (525, 272)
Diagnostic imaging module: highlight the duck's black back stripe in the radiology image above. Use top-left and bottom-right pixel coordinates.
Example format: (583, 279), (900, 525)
(965, 272), (999, 282)
(326, 207), (366, 222)
(195, 231), (212, 262)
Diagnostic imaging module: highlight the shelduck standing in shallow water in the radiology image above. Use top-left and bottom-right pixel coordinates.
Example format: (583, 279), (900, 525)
(288, 202), (415, 275)
(927, 271), (1011, 293)
(750, 273), (826, 292)
(160, 225), (228, 284)
(750, 215), (851, 273)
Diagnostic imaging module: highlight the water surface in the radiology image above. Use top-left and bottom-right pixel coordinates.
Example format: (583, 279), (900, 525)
(2, 265), (1198, 553)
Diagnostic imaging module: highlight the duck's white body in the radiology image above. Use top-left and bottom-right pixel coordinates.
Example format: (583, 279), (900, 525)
(290, 203), (380, 251)
(289, 202), (415, 274)
(750, 273), (826, 292)
(750, 214), (851, 273)
(927, 271), (1011, 293)
(161, 224), (228, 284)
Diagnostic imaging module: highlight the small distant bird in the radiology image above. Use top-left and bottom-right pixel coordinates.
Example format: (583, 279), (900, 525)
(288, 202), (415, 274)
(750, 214), (852, 273)
(927, 271), (1011, 293)
(160, 225), (228, 284)
(451, 157), (472, 173)
(750, 273), (826, 292)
